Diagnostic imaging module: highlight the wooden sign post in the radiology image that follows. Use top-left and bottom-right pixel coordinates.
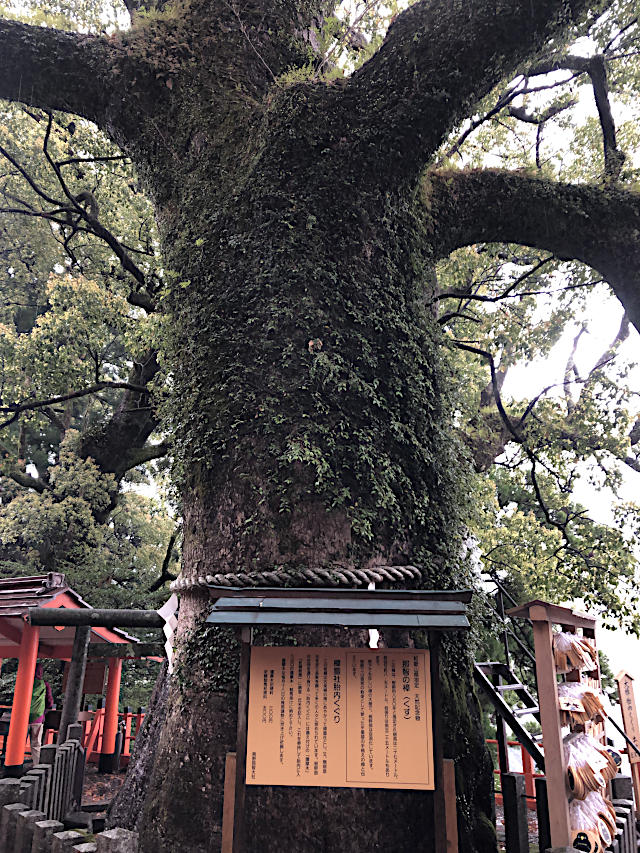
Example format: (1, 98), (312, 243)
(615, 670), (640, 806)
(528, 604), (571, 848)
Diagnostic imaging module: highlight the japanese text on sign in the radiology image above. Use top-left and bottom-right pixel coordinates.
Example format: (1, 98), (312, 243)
(616, 672), (640, 765)
(246, 647), (434, 789)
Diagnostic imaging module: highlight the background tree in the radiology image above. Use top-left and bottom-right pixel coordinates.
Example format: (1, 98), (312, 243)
(0, 54), (177, 704)
(2, 0), (640, 850)
(0, 88), (176, 601)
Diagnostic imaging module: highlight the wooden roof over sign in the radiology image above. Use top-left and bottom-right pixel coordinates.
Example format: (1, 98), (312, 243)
(205, 586), (472, 630)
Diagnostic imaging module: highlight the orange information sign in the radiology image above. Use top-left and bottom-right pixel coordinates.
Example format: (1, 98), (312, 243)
(246, 646), (434, 790)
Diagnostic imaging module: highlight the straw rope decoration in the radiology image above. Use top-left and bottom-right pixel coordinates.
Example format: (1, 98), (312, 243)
(170, 564), (423, 592)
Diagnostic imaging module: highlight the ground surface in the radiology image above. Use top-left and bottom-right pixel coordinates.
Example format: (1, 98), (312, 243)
(82, 764), (126, 807)
(495, 802), (539, 850)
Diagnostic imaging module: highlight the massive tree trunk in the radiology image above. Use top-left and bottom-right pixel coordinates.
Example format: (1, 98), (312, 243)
(137, 80), (485, 850)
(3, 0), (640, 848)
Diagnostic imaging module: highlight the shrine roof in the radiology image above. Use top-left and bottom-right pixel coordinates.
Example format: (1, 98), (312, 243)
(0, 573), (137, 657)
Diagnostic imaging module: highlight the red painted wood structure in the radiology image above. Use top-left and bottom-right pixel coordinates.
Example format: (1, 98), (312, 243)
(0, 572), (135, 773)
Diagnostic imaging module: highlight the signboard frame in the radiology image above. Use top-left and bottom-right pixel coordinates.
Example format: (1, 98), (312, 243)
(615, 670), (640, 807)
(229, 629), (446, 853)
(203, 585), (472, 853)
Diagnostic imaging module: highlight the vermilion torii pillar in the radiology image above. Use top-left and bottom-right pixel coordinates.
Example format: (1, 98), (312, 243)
(99, 657), (122, 773)
(4, 623), (40, 773)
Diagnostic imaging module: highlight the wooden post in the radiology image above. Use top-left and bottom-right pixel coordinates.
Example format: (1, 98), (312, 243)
(99, 658), (122, 773)
(502, 772), (529, 853)
(122, 707), (133, 758)
(222, 751), (237, 853)
(615, 671), (640, 808)
(521, 746), (535, 800)
(535, 777), (551, 853)
(443, 759), (458, 853)
(233, 627), (252, 853)
(529, 604), (571, 847)
(58, 626), (90, 743)
(5, 623), (40, 772)
(429, 632), (447, 853)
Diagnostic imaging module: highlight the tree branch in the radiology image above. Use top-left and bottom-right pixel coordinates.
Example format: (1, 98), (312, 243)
(41, 113), (151, 293)
(0, 382), (148, 430)
(78, 352), (161, 485)
(348, 0), (596, 182)
(0, 440), (48, 492)
(528, 53), (624, 181)
(563, 326), (585, 414)
(0, 20), (116, 125)
(454, 341), (577, 538)
(427, 169), (640, 336)
(124, 442), (169, 470)
(435, 255), (555, 304)
(6, 467), (47, 493)
(580, 312), (629, 397)
(148, 528), (179, 592)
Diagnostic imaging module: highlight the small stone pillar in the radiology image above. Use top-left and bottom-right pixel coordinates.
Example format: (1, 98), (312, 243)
(0, 777), (21, 808)
(15, 807), (46, 853)
(96, 827), (139, 852)
(52, 830), (86, 851)
(31, 819), (65, 853)
(27, 765), (51, 813)
(0, 801), (29, 851)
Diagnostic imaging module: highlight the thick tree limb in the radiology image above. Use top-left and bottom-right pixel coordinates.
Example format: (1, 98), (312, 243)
(6, 467), (47, 493)
(427, 169), (640, 335)
(349, 0), (596, 181)
(0, 20), (116, 125)
(0, 381), (148, 430)
(528, 53), (624, 180)
(79, 353), (161, 489)
(124, 442), (169, 470)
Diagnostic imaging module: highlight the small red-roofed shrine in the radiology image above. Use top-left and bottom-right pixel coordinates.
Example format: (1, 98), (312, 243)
(0, 572), (135, 773)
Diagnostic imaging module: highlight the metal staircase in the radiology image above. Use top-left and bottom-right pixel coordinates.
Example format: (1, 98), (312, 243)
(474, 661), (545, 770)
(473, 574), (545, 771)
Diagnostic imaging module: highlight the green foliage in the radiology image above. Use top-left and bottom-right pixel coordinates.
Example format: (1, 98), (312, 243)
(0, 2), (173, 713)
(0, 431), (174, 602)
(0, 0), (127, 33)
(438, 240), (640, 629)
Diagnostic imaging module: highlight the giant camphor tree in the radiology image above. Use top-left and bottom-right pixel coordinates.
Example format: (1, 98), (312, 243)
(3, 0), (640, 848)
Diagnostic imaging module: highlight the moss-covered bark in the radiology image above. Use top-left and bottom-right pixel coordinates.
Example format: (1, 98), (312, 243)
(104, 71), (498, 849)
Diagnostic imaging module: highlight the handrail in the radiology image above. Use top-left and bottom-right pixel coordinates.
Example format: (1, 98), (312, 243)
(478, 591), (537, 665)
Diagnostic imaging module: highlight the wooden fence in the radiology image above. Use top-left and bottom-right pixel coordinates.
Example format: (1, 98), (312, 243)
(1, 705), (146, 768)
(0, 729), (84, 837)
(486, 738), (543, 809)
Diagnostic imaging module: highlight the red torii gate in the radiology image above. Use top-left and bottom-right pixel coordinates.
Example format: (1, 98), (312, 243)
(0, 572), (135, 774)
